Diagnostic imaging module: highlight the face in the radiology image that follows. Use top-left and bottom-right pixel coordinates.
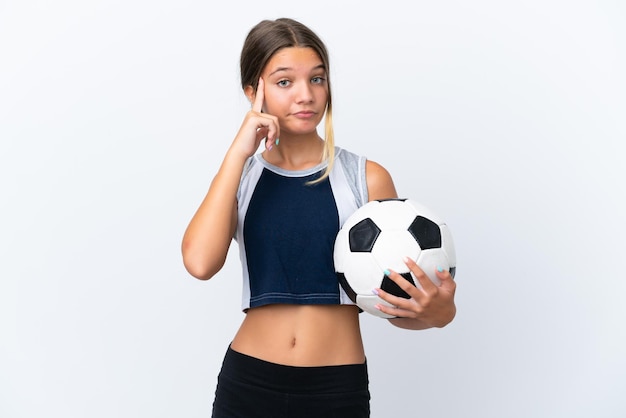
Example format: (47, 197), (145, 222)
(252, 47), (328, 137)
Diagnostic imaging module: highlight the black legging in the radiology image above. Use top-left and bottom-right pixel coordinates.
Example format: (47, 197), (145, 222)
(211, 345), (370, 418)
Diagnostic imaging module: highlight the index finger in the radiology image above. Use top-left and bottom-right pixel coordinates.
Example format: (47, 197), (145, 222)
(252, 78), (265, 113)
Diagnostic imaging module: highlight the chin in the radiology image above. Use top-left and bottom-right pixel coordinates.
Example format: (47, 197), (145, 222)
(288, 120), (323, 133)
(285, 128), (320, 137)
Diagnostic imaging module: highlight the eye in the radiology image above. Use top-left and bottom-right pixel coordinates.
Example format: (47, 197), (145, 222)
(277, 79), (290, 87)
(311, 76), (326, 84)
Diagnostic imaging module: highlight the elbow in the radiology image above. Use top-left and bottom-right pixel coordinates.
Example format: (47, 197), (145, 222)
(183, 261), (215, 281)
(182, 256), (223, 281)
(181, 242), (225, 281)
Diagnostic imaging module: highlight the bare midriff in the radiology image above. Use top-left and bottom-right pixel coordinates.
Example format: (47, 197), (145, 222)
(230, 304), (365, 367)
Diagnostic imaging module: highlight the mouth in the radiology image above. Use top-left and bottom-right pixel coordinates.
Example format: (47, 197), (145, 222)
(292, 110), (317, 119)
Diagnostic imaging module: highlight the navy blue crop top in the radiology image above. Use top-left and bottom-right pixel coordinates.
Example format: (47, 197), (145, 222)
(235, 147), (368, 311)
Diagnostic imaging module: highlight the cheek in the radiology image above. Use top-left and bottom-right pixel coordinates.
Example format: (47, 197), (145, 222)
(315, 87), (329, 104)
(263, 93), (289, 113)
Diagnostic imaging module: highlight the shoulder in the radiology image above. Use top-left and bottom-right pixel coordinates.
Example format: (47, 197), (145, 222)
(332, 147), (397, 201)
(365, 159), (398, 201)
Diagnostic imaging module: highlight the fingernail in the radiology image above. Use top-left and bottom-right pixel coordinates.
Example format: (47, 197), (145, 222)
(383, 269), (391, 276)
(372, 288), (379, 296)
(275, 138), (280, 145)
(268, 145), (273, 151)
(437, 266), (444, 273)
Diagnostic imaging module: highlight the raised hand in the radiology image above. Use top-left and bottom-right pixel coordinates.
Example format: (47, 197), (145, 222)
(231, 78), (280, 158)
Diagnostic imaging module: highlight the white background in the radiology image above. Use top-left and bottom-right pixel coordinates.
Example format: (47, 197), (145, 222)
(1, 1), (625, 417)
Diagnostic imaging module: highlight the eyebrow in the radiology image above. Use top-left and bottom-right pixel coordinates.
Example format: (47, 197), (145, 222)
(268, 63), (326, 77)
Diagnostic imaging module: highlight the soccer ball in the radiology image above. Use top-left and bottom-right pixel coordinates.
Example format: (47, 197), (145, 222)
(334, 198), (456, 318)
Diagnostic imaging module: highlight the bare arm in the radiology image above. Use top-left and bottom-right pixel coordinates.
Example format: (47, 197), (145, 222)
(181, 78), (279, 280)
(181, 149), (246, 280)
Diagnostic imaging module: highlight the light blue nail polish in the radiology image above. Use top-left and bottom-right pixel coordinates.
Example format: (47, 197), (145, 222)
(383, 269), (391, 276)
(275, 138), (280, 145)
(437, 266), (444, 273)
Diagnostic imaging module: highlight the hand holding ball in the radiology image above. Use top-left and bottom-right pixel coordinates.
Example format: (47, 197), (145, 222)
(334, 198), (456, 318)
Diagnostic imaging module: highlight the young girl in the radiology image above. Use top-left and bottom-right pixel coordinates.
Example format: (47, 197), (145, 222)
(182, 17), (456, 418)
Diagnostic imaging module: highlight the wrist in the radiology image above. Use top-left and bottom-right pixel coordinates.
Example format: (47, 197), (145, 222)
(223, 144), (253, 167)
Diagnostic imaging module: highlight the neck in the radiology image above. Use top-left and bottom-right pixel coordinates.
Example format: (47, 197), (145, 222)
(262, 133), (326, 171)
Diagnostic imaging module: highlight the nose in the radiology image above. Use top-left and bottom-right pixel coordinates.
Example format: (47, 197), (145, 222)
(295, 82), (314, 104)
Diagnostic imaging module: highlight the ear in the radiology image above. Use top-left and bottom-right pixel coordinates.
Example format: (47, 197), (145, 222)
(244, 85), (255, 104)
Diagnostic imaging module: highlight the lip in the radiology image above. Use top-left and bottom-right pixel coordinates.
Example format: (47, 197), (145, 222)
(292, 110), (317, 119)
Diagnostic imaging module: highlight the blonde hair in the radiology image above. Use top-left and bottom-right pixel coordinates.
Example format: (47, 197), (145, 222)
(318, 108), (335, 183)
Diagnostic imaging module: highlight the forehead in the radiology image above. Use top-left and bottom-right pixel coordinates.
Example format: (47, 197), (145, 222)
(263, 47), (324, 75)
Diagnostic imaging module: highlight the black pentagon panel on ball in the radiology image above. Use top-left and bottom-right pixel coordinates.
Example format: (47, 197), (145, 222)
(349, 218), (381, 252)
(408, 216), (442, 250)
(381, 272), (415, 299)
